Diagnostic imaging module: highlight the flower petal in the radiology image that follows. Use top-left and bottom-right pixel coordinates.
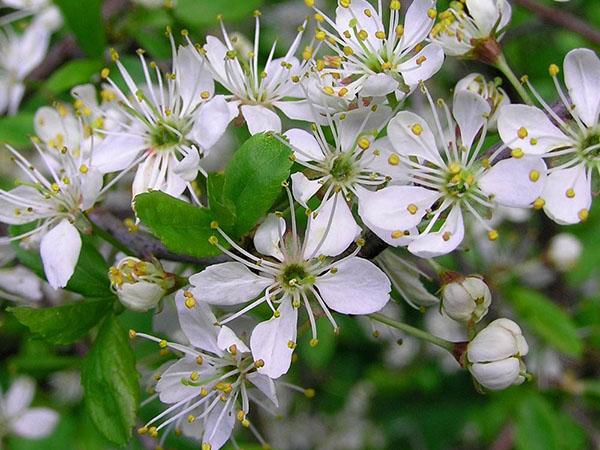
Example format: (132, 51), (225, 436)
(217, 325), (250, 354)
(470, 358), (521, 391)
(563, 48), (600, 128)
(175, 290), (222, 355)
(466, 0), (502, 35)
(360, 73), (399, 97)
(92, 134), (147, 173)
(408, 205), (465, 257)
(188, 262), (273, 306)
(40, 219), (81, 289)
(335, 0), (384, 53)
(401, 0), (437, 50)
(241, 104), (281, 135)
(246, 372), (278, 407)
(254, 213), (286, 261)
(11, 408), (59, 439)
(202, 397), (236, 450)
(175, 45), (214, 113)
(0, 186), (48, 224)
(542, 164), (592, 225)
(4, 376), (35, 416)
(156, 357), (215, 403)
(397, 43), (445, 87)
(290, 172), (322, 208)
(283, 128), (325, 162)
(190, 95), (235, 149)
(453, 90), (491, 149)
(387, 111), (443, 165)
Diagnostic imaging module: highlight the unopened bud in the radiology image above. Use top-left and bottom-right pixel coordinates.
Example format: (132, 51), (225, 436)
(441, 275), (491, 323)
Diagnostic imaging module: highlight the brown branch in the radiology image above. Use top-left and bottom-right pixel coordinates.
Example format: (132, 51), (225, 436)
(512, 0), (600, 46)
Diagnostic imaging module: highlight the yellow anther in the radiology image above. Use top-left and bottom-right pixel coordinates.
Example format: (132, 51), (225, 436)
(314, 12), (324, 22)
(149, 427), (158, 438)
(200, 387), (209, 397)
(302, 46), (313, 60)
(254, 359), (265, 368)
(387, 154), (400, 166)
(202, 444), (212, 450)
(323, 86), (335, 95)
(566, 188), (575, 198)
(138, 427), (148, 435)
(339, 0), (351, 7)
(208, 236), (219, 245)
(51, 183), (60, 193)
(578, 208), (589, 221)
(390, 0), (401, 10)
(305, 0), (315, 7)
(79, 164), (89, 174)
(487, 230), (499, 241)
(375, 30), (385, 39)
(190, 371), (199, 381)
(357, 137), (370, 150)
(228, 344), (237, 355)
(185, 297), (196, 309)
(315, 30), (326, 41)
(395, 25), (404, 37)
(304, 388), (316, 398)
(549, 64), (560, 77)
(391, 230), (404, 239)
(533, 197), (545, 210)
(187, 415), (196, 423)
(442, 231), (451, 241)
(287, 340), (296, 349)
(363, 8), (372, 17)
(416, 55), (427, 65)
(159, 339), (168, 349)
(381, 61), (392, 71)
(407, 204), (418, 215)
(411, 123), (423, 135)
(448, 162), (461, 174)
(529, 170), (540, 182)
(427, 8), (437, 19)
(129, 329), (137, 339)
(517, 127), (528, 139)
(338, 87), (349, 97)
(358, 30), (368, 41)
(343, 46), (354, 56)
(511, 148), (524, 158)
(210, 221), (219, 229)
(200, 91), (210, 100)
(530, 138), (538, 145)
(196, 355), (204, 365)
(101, 68), (110, 79)
(309, 338), (319, 347)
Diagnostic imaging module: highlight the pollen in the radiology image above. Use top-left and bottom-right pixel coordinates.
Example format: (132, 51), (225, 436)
(517, 127), (528, 139)
(338, 87), (349, 97)
(407, 204), (418, 215)
(304, 388), (316, 398)
(200, 387), (209, 397)
(578, 208), (589, 221)
(190, 371), (199, 381)
(511, 148), (524, 158)
(323, 86), (335, 95)
(79, 164), (89, 174)
(387, 154), (400, 166)
(487, 230), (499, 241)
(159, 339), (168, 349)
(196, 355), (204, 365)
(357, 137), (370, 150)
(395, 25), (404, 37)
(533, 197), (545, 209)
(254, 359), (265, 368)
(287, 340), (296, 349)
(416, 55), (427, 65)
(391, 230), (404, 239)
(390, 0), (401, 10)
(566, 188), (575, 198)
(101, 68), (110, 78)
(529, 170), (540, 182)
(305, 0), (315, 7)
(185, 297), (196, 309)
(200, 91), (210, 100)
(343, 46), (354, 56)
(202, 444), (212, 450)
(375, 30), (385, 39)
(411, 123), (423, 135)
(315, 30), (326, 41)
(187, 415), (196, 423)
(358, 30), (369, 41)
(339, 0), (351, 8)
(309, 338), (319, 347)
(364, 8), (372, 17)
(427, 8), (437, 19)
(208, 236), (219, 245)
(548, 64), (559, 76)
(51, 183), (60, 192)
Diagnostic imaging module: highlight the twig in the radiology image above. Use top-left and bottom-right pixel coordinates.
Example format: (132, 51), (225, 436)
(512, 0), (600, 46)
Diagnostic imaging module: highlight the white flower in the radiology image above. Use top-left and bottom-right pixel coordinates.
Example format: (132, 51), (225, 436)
(498, 48), (600, 224)
(455, 72), (509, 130)
(358, 86), (548, 257)
(467, 318), (529, 390)
(0, 110), (105, 288)
(133, 296), (280, 450)
(309, 0), (444, 98)
(109, 257), (175, 311)
(282, 104), (401, 250)
(188, 206), (391, 379)
(441, 274), (491, 323)
(0, 243), (43, 304)
(0, 22), (52, 115)
(197, 13), (313, 134)
(547, 233), (582, 272)
(93, 41), (236, 203)
(430, 0), (511, 59)
(0, 376), (59, 440)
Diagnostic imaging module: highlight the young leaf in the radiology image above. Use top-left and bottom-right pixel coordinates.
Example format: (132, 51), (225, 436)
(81, 314), (140, 446)
(8, 298), (113, 345)
(54, 0), (106, 58)
(134, 191), (221, 257)
(222, 133), (293, 236)
(507, 286), (583, 357)
(44, 59), (104, 95)
(0, 113), (35, 146)
(207, 172), (236, 232)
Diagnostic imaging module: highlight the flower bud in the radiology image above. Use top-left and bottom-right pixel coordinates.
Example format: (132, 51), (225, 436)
(547, 233), (582, 272)
(467, 318), (529, 390)
(441, 275), (491, 323)
(109, 257), (174, 311)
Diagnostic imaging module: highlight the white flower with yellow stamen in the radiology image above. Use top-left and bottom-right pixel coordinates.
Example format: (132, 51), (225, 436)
(92, 40), (235, 203)
(197, 12), (315, 135)
(430, 0), (511, 60)
(455, 72), (509, 130)
(0, 110), (106, 288)
(359, 85), (547, 257)
(498, 48), (600, 225)
(188, 201), (391, 379)
(308, 0), (444, 99)
(133, 296), (281, 450)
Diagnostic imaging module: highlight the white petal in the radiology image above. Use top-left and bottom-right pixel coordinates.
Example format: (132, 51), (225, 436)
(470, 358), (521, 391)
(202, 398), (236, 450)
(40, 219), (81, 289)
(188, 262), (273, 306)
(274, 100), (326, 124)
(497, 105), (571, 155)
(0, 186), (47, 224)
(408, 205), (465, 258)
(453, 90), (491, 149)
(92, 134), (147, 173)
(315, 257), (391, 315)
(190, 95), (234, 149)
(466, 0), (501, 35)
(283, 129), (325, 162)
(246, 372), (278, 407)
(335, 0), (384, 53)
(254, 213), (286, 261)
(337, 105), (392, 153)
(4, 377), (35, 416)
(542, 164), (592, 225)
(0, 266), (43, 303)
(241, 104), (281, 135)
(479, 157), (547, 207)
(217, 326), (250, 354)
(387, 111), (443, 165)
(175, 290), (222, 355)
(290, 172), (322, 208)
(80, 168), (103, 210)
(204, 36), (234, 82)
(11, 408), (59, 439)
(401, 0), (437, 50)
(564, 48), (600, 128)
(397, 43), (445, 87)
(362, 136), (410, 181)
(156, 357), (214, 403)
(176, 45), (214, 113)
(303, 193), (361, 259)
(360, 73), (399, 97)
(250, 298), (298, 379)
(172, 148), (200, 181)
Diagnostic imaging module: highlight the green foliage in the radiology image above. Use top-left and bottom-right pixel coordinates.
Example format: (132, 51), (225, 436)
(174, 0), (263, 27)
(8, 298), (113, 345)
(43, 59), (104, 95)
(81, 315), (140, 446)
(207, 172), (237, 231)
(0, 113), (34, 146)
(54, 0), (106, 58)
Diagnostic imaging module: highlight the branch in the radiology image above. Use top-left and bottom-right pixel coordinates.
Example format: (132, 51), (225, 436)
(512, 0), (600, 46)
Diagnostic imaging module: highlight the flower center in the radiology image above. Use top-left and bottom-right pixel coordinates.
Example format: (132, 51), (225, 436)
(578, 132), (600, 164)
(329, 154), (358, 186)
(150, 121), (182, 150)
(278, 263), (315, 292)
(443, 163), (477, 198)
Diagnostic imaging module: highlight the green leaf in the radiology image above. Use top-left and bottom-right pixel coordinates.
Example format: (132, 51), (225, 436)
(207, 172), (236, 231)
(515, 394), (561, 450)
(43, 59), (103, 95)
(222, 133), (293, 236)
(81, 315), (140, 446)
(8, 298), (113, 345)
(0, 113), (34, 146)
(54, 0), (107, 58)
(134, 191), (221, 257)
(10, 226), (113, 298)
(507, 286), (583, 357)
(174, 0), (262, 27)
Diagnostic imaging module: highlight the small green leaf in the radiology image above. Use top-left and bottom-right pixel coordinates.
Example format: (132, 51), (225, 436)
(222, 133), (293, 236)
(0, 113), (34, 146)
(81, 315), (140, 446)
(174, 0), (262, 27)
(207, 172), (236, 231)
(507, 286), (583, 357)
(8, 298), (113, 345)
(44, 59), (103, 95)
(54, 0), (107, 58)
(134, 191), (221, 257)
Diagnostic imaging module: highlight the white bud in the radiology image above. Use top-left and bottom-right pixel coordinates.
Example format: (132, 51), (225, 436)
(441, 275), (491, 323)
(467, 318), (529, 390)
(117, 281), (166, 312)
(547, 233), (582, 272)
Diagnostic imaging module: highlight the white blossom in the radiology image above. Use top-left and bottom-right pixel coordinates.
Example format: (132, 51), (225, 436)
(441, 274), (491, 323)
(547, 233), (582, 272)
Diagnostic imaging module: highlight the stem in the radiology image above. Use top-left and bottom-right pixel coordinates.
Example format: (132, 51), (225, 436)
(90, 218), (135, 256)
(386, 92), (399, 110)
(495, 54), (533, 105)
(426, 258), (445, 276)
(369, 312), (454, 352)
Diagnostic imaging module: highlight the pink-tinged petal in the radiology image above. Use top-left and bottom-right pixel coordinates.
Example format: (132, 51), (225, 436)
(241, 104), (281, 135)
(250, 299), (298, 379)
(283, 128), (325, 162)
(564, 48), (600, 128)
(479, 157), (547, 207)
(188, 262), (273, 306)
(497, 105), (571, 155)
(40, 219), (81, 289)
(408, 205), (465, 258)
(542, 164), (592, 225)
(315, 257), (391, 315)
